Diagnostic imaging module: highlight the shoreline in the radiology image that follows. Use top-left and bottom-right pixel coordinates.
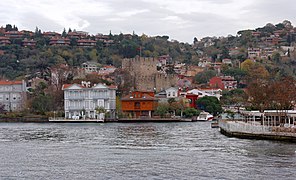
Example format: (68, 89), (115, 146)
(219, 120), (296, 142)
(0, 117), (194, 123)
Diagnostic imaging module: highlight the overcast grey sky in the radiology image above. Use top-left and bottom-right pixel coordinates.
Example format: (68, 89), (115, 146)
(1, 0), (296, 43)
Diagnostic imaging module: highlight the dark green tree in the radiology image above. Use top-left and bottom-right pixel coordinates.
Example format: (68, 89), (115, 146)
(194, 70), (216, 84)
(196, 96), (222, 116)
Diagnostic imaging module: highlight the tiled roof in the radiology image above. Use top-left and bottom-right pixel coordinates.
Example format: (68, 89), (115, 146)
(0, 80), (22, 85)
(121, 93), (158, 101)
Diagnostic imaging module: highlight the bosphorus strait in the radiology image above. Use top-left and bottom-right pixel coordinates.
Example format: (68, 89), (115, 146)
(0, 122), (296, 179)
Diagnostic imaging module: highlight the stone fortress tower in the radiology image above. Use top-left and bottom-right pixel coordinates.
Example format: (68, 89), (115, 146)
(122, 56), (177, 92)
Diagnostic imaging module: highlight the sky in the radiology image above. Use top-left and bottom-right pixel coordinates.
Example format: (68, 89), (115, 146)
(1, 0), (296, 43)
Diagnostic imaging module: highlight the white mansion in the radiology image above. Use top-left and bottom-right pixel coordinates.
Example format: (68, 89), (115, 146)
(0, 80), (27, 112)
(62, 82), (117, 120)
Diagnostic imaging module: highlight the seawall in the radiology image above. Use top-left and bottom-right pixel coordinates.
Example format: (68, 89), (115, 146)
(0, 117), (49, 123)
(219, 120), (296, 142)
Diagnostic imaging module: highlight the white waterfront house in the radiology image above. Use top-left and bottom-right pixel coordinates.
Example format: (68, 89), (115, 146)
(62, 82), (117, 120)
(0, 80), (27, 112)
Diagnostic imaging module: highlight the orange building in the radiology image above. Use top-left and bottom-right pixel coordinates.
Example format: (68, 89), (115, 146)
(121, 91), (158, 118)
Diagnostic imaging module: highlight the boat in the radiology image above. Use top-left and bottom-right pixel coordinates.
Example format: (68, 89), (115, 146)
(211, 121), (219, 128)
(195, 111), (214, 121)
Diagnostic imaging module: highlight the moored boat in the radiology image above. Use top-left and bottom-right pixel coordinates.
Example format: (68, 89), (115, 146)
(195, 111), (214, 121)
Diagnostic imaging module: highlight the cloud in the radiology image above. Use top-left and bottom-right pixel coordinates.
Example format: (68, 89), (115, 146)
(1, 0), (296, 43)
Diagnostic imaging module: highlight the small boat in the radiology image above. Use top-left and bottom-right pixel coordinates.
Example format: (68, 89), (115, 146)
(211, 121), (219, 128)
(196, 111), (214, 121)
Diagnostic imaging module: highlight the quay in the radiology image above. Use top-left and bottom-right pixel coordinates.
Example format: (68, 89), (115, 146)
(49, 117), (104, 123)
(48, 116), (192, 123)
(219, 110), (296, 142)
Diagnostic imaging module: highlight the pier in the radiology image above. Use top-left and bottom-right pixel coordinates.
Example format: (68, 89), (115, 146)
(219, 110), (296, 142)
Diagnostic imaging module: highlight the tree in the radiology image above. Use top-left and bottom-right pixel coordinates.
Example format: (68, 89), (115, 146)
(247, 78), (272, 112)
(220, 89), (248, 109)
(62, 28), (67, 37)
(194, 70), (216, 84)
(196, 96), (222, 116)
(183, 108), (200, 118)
(240, 59), (254, 72)
(222, 67), (247, 83)
(155, 103), (170, 118)
(31, 94), (54, 114)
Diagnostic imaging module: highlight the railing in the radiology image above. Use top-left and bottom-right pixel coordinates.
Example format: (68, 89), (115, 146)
(219, 120), (272, 133)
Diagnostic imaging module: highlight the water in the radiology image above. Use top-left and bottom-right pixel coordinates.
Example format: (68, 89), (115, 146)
(0, 122), (296, 180)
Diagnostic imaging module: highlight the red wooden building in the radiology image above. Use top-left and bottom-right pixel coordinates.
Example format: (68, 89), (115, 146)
(185, 93), (199, 108)
(121, 91), (158, 118)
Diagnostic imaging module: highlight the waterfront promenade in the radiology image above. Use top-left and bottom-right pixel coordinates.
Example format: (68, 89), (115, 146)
(219, 120), (296, 142)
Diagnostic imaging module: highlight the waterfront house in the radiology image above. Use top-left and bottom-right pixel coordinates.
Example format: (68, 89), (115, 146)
(0, 80), (27, 112)
(121, 91), (158, 118)
(62, 82), (117, 120)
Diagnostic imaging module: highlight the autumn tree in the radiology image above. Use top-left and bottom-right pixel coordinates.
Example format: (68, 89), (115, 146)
(247, 77), (296, 112)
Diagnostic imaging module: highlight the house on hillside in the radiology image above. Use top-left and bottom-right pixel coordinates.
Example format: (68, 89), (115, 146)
(0, 36), (11, 46)
(22, 38), (36, 48)
(121, 91), (158, 118)
(77, 39), (96, 47)
(67, 31), (88, 39)
(0, 80), (27, 112)
(209, 76), (237, 90)
(166, 87), (179, 98)
(43, 31), (61, 38)
(248, 48), (261, 59)
(82, 62), (99, 73)
(62, 82), (117, 120)
(49, 37), (70, 46)
(4, 31), (24, 39)
(187, 88), (222, 100)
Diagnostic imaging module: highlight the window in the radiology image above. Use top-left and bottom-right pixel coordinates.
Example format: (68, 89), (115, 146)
(135, 102), (140, 109)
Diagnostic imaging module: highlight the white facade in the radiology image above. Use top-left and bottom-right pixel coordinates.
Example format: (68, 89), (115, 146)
(187, 88), (222, 100)
(63, 83), (116, 119)
(0, 80), (27, 111)
(165, 87), (179, 98)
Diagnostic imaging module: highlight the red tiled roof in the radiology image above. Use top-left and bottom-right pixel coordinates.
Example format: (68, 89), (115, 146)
(108, 85), (117, 89)
(77, 39), (96, 43)
(0, 80), (22, 85)
(0, 36), (9, 40)
(121, 93), (158, 101)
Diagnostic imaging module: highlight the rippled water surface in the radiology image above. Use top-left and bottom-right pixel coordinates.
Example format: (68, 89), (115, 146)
(1, 122), (296, 180)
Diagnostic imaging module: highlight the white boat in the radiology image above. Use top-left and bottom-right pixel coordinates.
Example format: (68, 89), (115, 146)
(196, 111), (214, 121)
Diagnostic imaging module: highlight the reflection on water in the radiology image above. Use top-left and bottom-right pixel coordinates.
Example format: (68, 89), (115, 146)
(0, 122), (296, 179)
